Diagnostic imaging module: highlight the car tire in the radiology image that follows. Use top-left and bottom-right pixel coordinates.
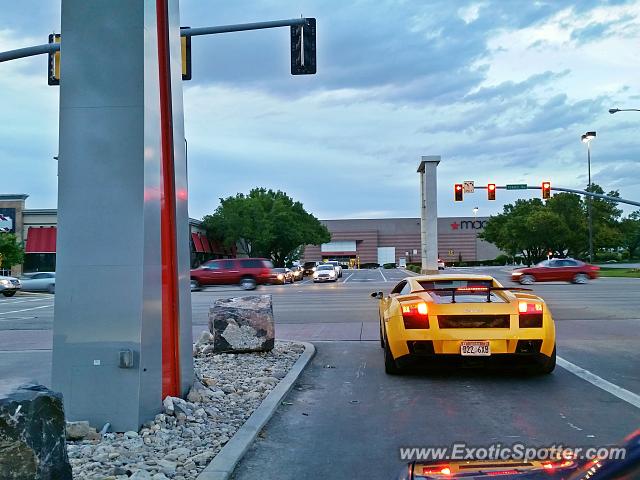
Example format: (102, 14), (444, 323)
(240, 277), (257, 290)
(573, 273), (589, 284)
(520, 274), (535, 285)
(532, 346), (556, 375)
(384, 338), (402, 375)
(47, 284), (55, 294)
(190, 279), (201, 291)
(2, 291), (16, 297)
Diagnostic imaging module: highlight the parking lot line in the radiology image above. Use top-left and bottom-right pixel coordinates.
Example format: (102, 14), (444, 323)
(379, 269), (388, 282)
(0, 305), (52, 316)
(557, 356), (640, 409)
(342, 273), (354, 284)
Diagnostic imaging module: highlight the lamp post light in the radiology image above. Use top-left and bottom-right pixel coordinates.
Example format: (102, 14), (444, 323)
(609, 108), (640, 114)
(473, 206), (479, 219)
(581, 131), (596, 263)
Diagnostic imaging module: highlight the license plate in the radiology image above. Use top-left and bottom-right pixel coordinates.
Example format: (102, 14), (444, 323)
(461, 341), (490, 356)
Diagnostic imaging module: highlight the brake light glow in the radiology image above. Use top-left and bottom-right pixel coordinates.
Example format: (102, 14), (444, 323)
(402, 302), (429, 329)
(518, 302), (543, 314)
(457, 286), (489, 292)
(487, 471), (519, 476)
(542, 460), (574, 470)
(422, 465), (451, 475)
(402, 302), (428, 315)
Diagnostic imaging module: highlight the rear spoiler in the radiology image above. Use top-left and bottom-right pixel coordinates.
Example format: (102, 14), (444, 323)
(412, 286), (532, 303)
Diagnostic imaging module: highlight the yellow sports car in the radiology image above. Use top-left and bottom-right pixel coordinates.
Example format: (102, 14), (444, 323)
(373, 274), (556, 374)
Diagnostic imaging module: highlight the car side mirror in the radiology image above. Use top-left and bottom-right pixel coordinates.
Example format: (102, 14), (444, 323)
(370, 291), (383, 299)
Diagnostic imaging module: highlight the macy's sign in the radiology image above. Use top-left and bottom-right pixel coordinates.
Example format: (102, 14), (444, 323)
(450, 220), (487, 231)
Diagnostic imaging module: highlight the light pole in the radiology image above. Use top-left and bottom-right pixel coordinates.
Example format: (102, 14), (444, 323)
(609, 108), (640, 114)
(581, 131), (596, 263)
(473, 206), (478, 220)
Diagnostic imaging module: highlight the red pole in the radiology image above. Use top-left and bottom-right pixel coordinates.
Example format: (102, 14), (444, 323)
(156, 0), (181, 398)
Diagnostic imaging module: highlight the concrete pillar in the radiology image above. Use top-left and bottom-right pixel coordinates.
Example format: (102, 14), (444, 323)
(52, 0), (193, 432)
(417, 156), (440, 274)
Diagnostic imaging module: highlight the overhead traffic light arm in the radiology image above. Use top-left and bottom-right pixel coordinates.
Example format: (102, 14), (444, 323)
(456, 184), (640, 207)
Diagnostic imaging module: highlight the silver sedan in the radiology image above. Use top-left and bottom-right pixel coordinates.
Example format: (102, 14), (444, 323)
(20, 272), (56, 293)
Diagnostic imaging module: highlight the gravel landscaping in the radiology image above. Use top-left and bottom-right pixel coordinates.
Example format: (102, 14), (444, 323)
(66, 339), (305, 480)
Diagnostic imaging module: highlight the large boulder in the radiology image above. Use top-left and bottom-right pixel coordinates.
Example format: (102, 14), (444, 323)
(0, 383), (72, 480)
(208, 295), (275, 353)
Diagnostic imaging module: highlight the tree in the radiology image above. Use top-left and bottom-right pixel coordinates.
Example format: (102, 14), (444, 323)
(545, 193), (587, 258)
(620, 210), (640, 259)
(479, 199), (551, 265)
(0, 233), (24, 270)
(587, 184), (623, 251)
(203, 188), (330, 266)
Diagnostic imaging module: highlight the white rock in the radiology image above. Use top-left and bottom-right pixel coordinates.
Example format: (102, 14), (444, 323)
(163, 397), (174, 415)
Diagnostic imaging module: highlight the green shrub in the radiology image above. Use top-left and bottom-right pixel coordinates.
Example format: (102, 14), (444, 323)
(383, 263), (397, 269)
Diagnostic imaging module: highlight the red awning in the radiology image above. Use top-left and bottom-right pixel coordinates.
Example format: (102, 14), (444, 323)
(25, 227), (57, 253)
(191, 232), (204, 252)
(199, 234), (211, 253)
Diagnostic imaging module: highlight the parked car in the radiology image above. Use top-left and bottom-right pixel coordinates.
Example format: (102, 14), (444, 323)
(0, 275), (21, 297)
(313, 264), (338, 283)
(438, 258), (445, 270)
(20, 272), (55, 293)
(271, 267), (294, 284)
(302, 261), (319, 276)
(324, 261), (343, 277)
(190, 258), (273, 291)
(512, 258), (600, 284)
(290, 266), (304, 281)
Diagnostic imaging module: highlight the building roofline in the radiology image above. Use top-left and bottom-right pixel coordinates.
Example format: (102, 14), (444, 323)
(0, 194), (29, 200)
(23, 209), (58, 215)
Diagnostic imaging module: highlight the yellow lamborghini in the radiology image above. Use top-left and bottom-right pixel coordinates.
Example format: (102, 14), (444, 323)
(373, 274), (556, 375)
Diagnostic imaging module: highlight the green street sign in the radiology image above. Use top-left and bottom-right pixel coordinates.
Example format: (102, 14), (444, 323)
(506, 184), (527, 190)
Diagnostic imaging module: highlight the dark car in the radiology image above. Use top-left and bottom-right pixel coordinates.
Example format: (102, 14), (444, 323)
(271, 267), (294, 285)
(190, 258), (273, 291)
(511, 258), (600, 285)
(302, 261), (318, 276)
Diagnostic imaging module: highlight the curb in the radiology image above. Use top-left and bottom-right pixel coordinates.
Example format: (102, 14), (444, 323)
(196, 341), (316, 480)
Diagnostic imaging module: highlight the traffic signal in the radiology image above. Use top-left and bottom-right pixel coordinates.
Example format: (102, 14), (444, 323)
(454, 184), (463, 202)
(180, 27), (192, 81)
(487, 183), (496, 200)
(47, 33), (61, 86)
(291, 18), (317, 75)
(542, 181), (551, 199)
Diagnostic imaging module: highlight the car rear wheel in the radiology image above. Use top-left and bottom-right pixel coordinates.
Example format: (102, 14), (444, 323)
(573, 273), (589, 284)
(532, 346), (556, 375)
(2, 291), (16, 297)
(384, 339), (402, 375)
(190, 279), (201, 291)
(240, 277), (257, 290)
(520, 274), (535, 285)
(47, 284), (55, 294)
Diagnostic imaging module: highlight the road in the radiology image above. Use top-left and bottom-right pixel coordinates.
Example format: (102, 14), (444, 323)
(1, 267), (639, 479)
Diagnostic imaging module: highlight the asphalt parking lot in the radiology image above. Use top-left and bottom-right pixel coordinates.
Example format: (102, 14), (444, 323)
(1, 267), (639, 479)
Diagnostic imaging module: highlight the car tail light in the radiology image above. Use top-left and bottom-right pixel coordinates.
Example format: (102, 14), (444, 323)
(402, 302), (429, 329)
(422, 465), (451, 475)
(518, 302), (542, 314)
(518, 301), (543, 328)
(542, 460), (574, 470)
(486, 470), (520, 476)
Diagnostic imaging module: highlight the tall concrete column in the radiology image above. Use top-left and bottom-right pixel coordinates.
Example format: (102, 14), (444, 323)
(52, 0), (193, 432)
(417, 156), (440, 274)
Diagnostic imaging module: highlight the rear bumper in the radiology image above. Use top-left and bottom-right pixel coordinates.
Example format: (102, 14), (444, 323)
(394, 351), (552, 370)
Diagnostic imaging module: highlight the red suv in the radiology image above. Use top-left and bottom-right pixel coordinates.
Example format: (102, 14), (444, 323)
(190, 258), (273, 291)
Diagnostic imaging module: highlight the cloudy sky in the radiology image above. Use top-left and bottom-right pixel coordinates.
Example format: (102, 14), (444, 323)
(1, 0), (639, 221)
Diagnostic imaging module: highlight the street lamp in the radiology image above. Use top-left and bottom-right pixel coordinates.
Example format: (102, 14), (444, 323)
(472, 207), (479, 219)
(609, 108), (640, 114)
(581, 131), (596, 263)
